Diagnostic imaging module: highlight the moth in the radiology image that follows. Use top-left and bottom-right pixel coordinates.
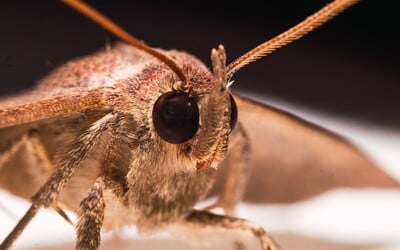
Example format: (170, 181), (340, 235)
(0, 0), (398, 249)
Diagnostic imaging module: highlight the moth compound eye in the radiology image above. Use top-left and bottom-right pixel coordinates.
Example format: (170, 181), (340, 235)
(152, 91), (199, 144)
(229, 94), (238, 132)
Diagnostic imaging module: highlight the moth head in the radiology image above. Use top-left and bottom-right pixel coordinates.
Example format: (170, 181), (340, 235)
(151, 45), (237, 170)
(63, 0), (359, 171)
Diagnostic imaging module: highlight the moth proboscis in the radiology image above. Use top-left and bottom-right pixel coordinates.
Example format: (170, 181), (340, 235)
(0, 0), (398, 249)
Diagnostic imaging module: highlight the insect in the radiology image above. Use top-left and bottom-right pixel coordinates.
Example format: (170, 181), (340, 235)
(0, 0), (398, 249)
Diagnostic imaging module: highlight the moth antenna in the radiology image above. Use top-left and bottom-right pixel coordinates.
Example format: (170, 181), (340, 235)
(62, 0), (188, 86)
(226, 0), (359, 78)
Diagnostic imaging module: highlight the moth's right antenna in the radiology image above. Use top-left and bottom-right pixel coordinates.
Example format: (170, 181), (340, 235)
(226, 0), (359, 78)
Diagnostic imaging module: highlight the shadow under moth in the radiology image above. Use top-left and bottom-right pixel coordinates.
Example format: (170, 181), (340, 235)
(0, 0), (398, 249)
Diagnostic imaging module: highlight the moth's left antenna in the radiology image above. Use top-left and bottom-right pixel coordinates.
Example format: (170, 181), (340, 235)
(62, 0), (188, 86)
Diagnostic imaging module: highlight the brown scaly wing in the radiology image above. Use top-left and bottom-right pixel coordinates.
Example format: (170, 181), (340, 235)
(213, 94), (399, 203)
(0, 86), (120, 129)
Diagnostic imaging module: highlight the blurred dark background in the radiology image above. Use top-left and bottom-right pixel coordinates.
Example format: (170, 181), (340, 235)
(1, 1), (399, 128)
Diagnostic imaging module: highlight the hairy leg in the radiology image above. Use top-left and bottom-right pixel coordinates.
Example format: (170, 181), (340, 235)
(75, 114), (135, 249)
(0, 133), (27, 170)
(207, 123), (250, 215)
(186, 210), (277, 250)
(76, 178), (105, 250)
(0, 130), (53, 219)
(0, 112), (119, 250)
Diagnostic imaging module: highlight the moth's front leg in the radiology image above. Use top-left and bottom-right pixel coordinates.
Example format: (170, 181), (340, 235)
(0, 112), (118, 250)
(208, 123), (250, 215)
(0, 129), (51, 172)
(185, 210), (277, 250)
(0, 129), (72, 220)
(76, 178), (105, 250)
(76, 119), (134, 250)
(0, 132), (29, 169)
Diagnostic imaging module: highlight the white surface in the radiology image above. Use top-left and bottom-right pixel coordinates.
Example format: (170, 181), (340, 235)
(1, 97), (399, 249)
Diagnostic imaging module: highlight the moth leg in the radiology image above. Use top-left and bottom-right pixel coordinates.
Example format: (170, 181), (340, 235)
(0, 134), (27, 170)
(75, 111), (134, 250)
(0, 132), (38, 221)
(207, 123), (250, 215)
(211, 46), (250, 214)
(76, 178), (105, 250)
(0, 129), (73, 225)
(25, 130), (75, 223)
(24, 129), (53, 172)
(0, 112), (118, 250)
(185, 210), (277, 250)
(0, 130), (53, 218)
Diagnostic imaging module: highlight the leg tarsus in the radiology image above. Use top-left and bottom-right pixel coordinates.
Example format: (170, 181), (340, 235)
(0, 204), (40, 250)
(54, 205), (74, 226)
(186, 210), (278, 250)
(75, 178), (105, 250)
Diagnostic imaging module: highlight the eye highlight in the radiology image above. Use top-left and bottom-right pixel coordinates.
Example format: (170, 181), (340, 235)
(152, 91), (199, 144)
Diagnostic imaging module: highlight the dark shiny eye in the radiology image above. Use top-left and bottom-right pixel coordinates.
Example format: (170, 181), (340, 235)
(152, 91), (199, 144)
(229, 94), (238, 131)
